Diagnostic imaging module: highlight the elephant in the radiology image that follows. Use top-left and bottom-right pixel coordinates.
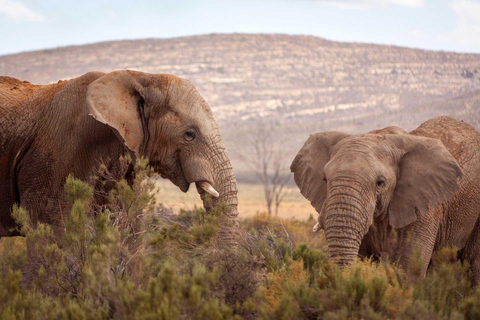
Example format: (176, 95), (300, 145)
(291, 116), (480, 284)
(0, 70), (238, 245)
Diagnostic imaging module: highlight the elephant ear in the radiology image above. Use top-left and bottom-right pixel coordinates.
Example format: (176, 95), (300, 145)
(86, 70), (148, 158)
(290, 132), (350, 214)
(387, 135), (463, 228)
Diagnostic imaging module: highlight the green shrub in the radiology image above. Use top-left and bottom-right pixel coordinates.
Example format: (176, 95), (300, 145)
(248, 241), (477, 320)
(0, 159), (249, 319)
(404, 246), (473, 319)
(0, 160), (478, 319)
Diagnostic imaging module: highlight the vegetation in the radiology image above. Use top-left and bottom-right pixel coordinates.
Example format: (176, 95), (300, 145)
(236, 120), (293, 216)
(154, 179), (312, 220)
(1, 160), (479, 319)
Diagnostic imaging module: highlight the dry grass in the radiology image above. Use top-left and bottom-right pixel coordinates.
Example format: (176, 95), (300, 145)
(2, 160), (479, 319)
(155, 179), (314, 220)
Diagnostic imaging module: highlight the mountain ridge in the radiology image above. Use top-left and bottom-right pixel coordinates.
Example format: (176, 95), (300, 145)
(1, 33), (479, 180)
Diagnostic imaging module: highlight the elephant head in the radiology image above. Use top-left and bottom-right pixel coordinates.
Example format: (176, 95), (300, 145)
(86, 70), (238, 219)
(291, 131), (462, 264)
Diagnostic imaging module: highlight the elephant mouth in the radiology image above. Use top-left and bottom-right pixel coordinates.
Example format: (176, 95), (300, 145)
(195, 181), (219, 198)
(177, 178), (190, 193)
(169, 174), (219, 202)
(175, 176), (219, 199)
(165, 164), (219, 198)
(172, 162), (218, 198)
(160, 169), (190, 193)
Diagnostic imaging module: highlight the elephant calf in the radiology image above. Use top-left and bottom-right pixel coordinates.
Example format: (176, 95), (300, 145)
(0, 71), (238, 244)
(291, 116), (480, 284)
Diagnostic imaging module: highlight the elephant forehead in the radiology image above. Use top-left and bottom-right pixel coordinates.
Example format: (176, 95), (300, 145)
(334, 135), (398, 159)
(153, 77), (217, 133)
(324, 157), (380, 185)
(326, 153), (374, 172)
(171, 99), (217, 132)
(164, 111), (182, 125)
(165, 105), (217, 134)
(326, 141), (398, 179)
(165, 77), (196, 99)
(167, 84), (210, 113)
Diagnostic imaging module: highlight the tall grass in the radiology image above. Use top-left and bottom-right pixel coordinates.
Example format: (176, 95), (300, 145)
(0, 159), (478, 319)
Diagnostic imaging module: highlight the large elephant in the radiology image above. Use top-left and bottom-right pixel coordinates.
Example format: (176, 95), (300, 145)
(0, 70), (238, 242)
(291, 116), (480, 284)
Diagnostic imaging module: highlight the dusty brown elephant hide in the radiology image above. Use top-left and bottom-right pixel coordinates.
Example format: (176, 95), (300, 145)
(291, 116), (480, 284)
(0, 71), (238, 244)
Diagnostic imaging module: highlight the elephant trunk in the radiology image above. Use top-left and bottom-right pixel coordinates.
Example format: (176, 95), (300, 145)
(197, 134), (239, 220)
(193, 134), (239, 246)
(324, 181), (372, 265)
(324, 215), (363, 264)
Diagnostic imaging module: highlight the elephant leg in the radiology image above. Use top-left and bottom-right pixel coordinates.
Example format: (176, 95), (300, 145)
(460, 217), (480, 286)
(23, 237), (41, 284)
(19, 184), (67, 283)
(22, 213), (66, 285)
(397, 208), (441, 280)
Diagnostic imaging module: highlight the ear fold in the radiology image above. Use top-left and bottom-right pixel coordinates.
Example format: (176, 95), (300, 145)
(86, 70), (148, 158)
(387, 135), (463, 228)
(290, 131), (350, 216)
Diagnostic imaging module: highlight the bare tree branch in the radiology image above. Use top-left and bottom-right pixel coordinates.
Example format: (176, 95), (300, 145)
(237, 119), (292, 216)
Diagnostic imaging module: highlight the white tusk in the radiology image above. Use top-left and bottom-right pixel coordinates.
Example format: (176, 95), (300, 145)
(198, 181), (219, 198)
(313, 222), (320, 233)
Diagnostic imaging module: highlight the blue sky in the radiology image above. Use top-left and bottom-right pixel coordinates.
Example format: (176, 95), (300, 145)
(1, 0), (479, 56)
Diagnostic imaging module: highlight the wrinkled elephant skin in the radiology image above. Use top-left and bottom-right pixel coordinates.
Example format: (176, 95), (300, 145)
(0, 71), (238, 242)
(291, 117), (480, 284)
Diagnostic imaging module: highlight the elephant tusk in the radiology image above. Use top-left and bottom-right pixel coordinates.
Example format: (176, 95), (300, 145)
(313, 222), (320, 233)
(198, 181), (219, 198)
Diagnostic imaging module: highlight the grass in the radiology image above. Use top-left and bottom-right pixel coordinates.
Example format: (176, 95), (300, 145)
(1, 162), (479, 319)
(155, 179), (314, 220)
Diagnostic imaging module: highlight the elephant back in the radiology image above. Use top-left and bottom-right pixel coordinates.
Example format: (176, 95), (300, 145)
(0, 76), (42, 110)
(410, 116), (480, 167)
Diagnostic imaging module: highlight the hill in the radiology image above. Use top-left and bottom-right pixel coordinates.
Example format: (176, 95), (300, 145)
(1, 33), (479, 182)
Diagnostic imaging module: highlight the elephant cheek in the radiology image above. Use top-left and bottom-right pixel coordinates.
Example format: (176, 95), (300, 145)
(157, 156), (190, 192)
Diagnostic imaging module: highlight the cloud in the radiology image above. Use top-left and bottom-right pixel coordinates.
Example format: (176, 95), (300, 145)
(310, 0), (425, 9)
(441, 0), (480, 52)
(0, 0), (47, 22)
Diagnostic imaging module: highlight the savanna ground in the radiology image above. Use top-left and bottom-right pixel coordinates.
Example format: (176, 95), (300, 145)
(155, 179), (313, 220)
(1, 161), (479, 320)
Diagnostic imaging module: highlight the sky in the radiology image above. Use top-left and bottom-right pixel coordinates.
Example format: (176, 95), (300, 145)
(0, 0), (479, 56)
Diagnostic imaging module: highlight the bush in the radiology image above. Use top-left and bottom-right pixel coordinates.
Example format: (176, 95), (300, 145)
(0, 158), (269, 319)
(0, 160), (478, 319)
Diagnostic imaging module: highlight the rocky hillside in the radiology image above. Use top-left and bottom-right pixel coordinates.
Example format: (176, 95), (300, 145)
(1, 34), (479, 180)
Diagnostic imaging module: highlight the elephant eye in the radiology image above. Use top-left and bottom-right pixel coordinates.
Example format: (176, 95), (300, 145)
(377, 179), (385, 187)
(184, 129), (196, 141)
